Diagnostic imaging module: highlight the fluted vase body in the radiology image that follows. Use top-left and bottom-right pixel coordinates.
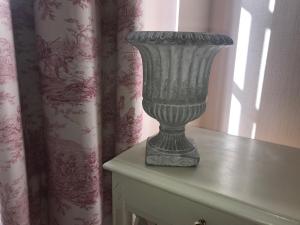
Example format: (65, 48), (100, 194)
(128, 31), (233, 167)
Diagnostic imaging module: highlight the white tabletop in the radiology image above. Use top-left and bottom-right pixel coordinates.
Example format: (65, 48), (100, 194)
(104, 127), (300, 225)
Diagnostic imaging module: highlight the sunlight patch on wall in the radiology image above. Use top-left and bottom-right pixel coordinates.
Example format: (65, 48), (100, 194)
(251, 123), (257, 139)
(255, 28), (271, 110)
(233, 7), (252, 91)
(269, 0), (276, 13)
(228, 7), (252, 136)
(228, 94), (241, 135)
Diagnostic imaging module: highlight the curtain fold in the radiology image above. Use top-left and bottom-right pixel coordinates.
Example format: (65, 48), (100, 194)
(0, 0), (143, 224)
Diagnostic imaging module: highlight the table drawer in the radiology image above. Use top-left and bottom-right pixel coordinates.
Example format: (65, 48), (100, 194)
(114, 173), (258, 225)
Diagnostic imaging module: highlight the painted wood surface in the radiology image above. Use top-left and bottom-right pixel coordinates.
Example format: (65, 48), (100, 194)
(104, 127), (300, 225)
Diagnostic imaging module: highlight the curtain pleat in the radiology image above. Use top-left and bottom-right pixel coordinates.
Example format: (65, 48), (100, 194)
(0, 0), (143, 224)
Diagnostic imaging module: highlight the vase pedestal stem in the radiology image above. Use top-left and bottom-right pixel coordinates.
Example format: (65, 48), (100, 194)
(146, 124), (199, 167)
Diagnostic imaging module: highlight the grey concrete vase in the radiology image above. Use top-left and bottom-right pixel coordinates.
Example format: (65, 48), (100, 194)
(128, 31), (233, 167)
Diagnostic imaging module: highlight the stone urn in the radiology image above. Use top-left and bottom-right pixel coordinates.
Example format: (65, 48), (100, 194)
(128, 31), (233, 167)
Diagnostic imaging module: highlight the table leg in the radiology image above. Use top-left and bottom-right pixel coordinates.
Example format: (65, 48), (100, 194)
(112, 175), (132, 225)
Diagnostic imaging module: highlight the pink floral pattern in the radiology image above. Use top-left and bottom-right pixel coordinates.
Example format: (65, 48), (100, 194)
(47, 136), (100, 211)
(69, 0), (92, 8)
(0, 38), (16, 84)
(0, 114), (24, 171)
(0, 1), (11, 28)
(0, 176), (30, 225)
(0, 0), (143, 224)
(36, 0), (61, 20)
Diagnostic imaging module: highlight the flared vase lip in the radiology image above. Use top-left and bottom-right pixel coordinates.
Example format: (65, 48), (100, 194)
(127, 31), (233, 46)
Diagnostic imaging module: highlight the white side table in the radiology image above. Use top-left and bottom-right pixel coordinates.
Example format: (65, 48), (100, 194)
(104, 127), (300, 225)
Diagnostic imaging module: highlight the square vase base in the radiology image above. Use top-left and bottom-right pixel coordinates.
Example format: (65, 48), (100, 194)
(145, 139), (200, 167)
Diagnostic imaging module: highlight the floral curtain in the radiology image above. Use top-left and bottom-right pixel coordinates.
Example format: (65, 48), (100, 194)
(0, 0), (143, 224)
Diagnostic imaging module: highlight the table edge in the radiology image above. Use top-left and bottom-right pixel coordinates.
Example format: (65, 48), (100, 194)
(103, 159), (300, 225)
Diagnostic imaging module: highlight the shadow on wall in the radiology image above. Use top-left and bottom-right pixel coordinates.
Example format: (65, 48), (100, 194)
(228, 0), (274, 138)
(203, 0), (300, 148)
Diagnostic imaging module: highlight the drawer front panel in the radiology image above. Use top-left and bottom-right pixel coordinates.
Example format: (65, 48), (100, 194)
(114, 174), (259, 225)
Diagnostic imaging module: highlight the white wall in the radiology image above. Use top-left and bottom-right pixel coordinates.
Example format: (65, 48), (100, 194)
(141, 0), (179, 31)
(178, 0), (211, 32)
(201, 0), (300, 148)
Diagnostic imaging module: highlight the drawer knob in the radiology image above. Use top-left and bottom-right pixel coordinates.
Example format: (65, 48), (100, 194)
(194, 218), (206, 225)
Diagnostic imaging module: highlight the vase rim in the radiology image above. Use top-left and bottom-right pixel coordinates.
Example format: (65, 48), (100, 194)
(127, 31), (233, 46)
